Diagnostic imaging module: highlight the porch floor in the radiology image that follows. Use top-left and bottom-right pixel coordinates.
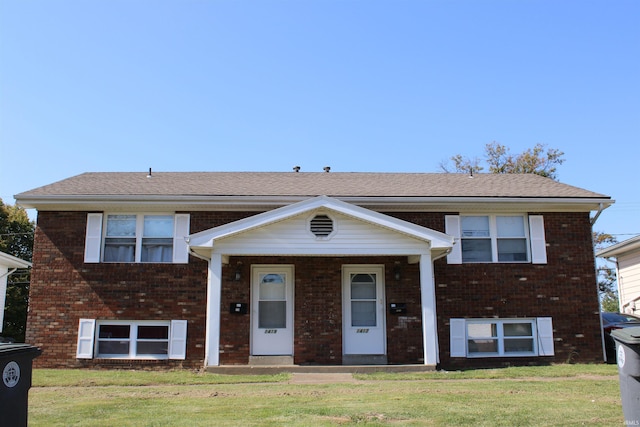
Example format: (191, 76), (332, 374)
(206, 364), (436, 375)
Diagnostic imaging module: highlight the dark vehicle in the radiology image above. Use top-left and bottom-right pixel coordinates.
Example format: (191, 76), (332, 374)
(602, 312), (640, 362)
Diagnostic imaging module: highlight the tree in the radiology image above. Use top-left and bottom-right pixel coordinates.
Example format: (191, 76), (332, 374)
(441, 142), (565, 180)
(0, 199), (35, 342)
(593, 231), (619, 312)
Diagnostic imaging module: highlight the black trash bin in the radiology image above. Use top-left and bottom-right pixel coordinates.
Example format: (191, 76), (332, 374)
(0, 344), (42, 427)
(611, 326), (640, 425)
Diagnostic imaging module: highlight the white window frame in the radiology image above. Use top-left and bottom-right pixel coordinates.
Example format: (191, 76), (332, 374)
(104, 214), (174, 263)
(84, 213), (190, 264)
(466, 319), (537, 357)
(96, 320), (171, 360)
(450, 317), (554, 358)
(461, 214), (530, 263)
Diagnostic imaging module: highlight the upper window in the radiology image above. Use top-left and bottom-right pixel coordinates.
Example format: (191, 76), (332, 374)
(461, 215), (528, 263)
(104, 214), (174, 263)
(84, 213), (190, 264)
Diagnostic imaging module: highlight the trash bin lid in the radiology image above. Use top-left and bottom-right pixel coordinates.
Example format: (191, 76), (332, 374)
(0, 343), (42, 357)
(611, 326), (640, 345)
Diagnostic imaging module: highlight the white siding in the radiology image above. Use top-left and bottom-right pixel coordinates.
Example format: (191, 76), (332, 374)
(212, 211), (430, 255)
(618, 251), (640, 313)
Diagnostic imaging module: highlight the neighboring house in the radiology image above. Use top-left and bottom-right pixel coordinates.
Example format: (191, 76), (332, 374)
(597, 235), (640, 315)
(0, 251), (32, 335)
(15, 171), (612, 370)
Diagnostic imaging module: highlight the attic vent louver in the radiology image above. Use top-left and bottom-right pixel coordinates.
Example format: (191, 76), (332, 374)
(310, 215), (334, 237)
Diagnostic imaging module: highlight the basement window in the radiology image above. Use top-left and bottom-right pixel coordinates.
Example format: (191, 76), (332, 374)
(309, 214), (335, 239)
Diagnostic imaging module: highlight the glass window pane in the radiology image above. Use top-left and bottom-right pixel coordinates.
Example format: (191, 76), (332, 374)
(351, 301), (376, 326)
(496, 216), (525, 237)
(504, 338), (534, 353)
(351, 281), (376, 300)
(259, 274), (286, 300)
(106, 215), (136, 237)
(468, 339), (498, 354)
(98, 341), (129, 355)
(461, 216), (490, 237)
(104, 238), (136, 262)
(141, 238), (173, 262)
(138, 326), (169, 340)
(259, 301), (286, 328)
(497, 239), (527, 261)
(467, 323), (497, 338)
(504, 323), (533, 337)
(143, 216), (174, 237)
(462, 239), (492, 262)
(137, 341), (168, 355)
(99, 325), (130, 339)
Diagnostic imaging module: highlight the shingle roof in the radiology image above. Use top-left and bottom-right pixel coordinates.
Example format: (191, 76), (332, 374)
(15, 171), (608, 199)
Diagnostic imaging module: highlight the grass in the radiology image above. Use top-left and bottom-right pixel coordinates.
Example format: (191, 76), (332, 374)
(29, 364), (622, 426)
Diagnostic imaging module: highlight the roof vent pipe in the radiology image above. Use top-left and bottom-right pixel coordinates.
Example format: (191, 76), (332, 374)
(147, 168), (152, 178)
(293, 166), (301, 172)
(324, 166), (331, 173)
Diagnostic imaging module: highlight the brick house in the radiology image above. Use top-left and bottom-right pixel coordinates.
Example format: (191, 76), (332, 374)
(15, 171), (612, 370)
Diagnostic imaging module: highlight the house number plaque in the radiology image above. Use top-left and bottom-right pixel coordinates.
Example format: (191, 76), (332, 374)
(264, 329), (278, 334)
(356, 329), (370, 333)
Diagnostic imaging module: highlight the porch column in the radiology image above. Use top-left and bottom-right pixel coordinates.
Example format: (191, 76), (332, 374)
(419, 253), (439, 365)
(205, 253), (222, 366)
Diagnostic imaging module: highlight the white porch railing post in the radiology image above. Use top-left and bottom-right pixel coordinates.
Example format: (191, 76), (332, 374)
(205, 253), (222, 366)
(419, 253), (439, 365)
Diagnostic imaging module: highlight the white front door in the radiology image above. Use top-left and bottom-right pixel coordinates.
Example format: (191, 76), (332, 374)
(251, 265), (294, 356)
(342, 265), (386, 355)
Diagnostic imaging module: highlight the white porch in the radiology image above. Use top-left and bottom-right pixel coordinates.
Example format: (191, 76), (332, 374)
(187, 196), (454, 368)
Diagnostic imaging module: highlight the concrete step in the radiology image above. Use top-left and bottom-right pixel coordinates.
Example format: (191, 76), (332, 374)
(206, 364), (436, 375)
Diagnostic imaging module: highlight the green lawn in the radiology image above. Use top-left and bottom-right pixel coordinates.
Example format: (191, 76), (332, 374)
(29, 364), (622, 426)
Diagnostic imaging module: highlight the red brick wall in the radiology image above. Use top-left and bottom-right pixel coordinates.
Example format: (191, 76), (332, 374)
(433, 212), (601, 369)
(27, 210), (602, 369)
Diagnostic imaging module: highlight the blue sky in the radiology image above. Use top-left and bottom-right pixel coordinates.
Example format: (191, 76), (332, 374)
(1, 1), (638, 238)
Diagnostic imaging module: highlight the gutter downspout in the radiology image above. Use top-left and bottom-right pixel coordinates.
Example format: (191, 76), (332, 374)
(590, 202), (606, 226)
(590, 204), (609, 362)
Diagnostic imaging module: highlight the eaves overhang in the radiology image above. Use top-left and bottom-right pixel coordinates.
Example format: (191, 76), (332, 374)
(15, 194), (614, 214)
(0, 252), (32, 269)
(596, 235), (640, 258)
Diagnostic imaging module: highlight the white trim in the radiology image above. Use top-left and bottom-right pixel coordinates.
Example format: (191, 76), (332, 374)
(76, 319), (96, 359)
(251, 265), (295, 356)
(445, 216), (462, 264)
(342, 264), (386, 356)
(189, 196), (454, 249)
(17, 194), (613, 214)
(419, 254), (439, 364)
(84, 213), (103, 263)
(450, 318), (554, 358)
(0, 252), (32, 269)
(169, 320), (188, 359)
(446, 214), (542, 264)
(172, 214), (190, 263)
(205, 253), (222, 366)
(449, 319), (467, 357)
(94, 320), (172, 360)
(529, 215), (548, 264)
(536, 317), (555, 356)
